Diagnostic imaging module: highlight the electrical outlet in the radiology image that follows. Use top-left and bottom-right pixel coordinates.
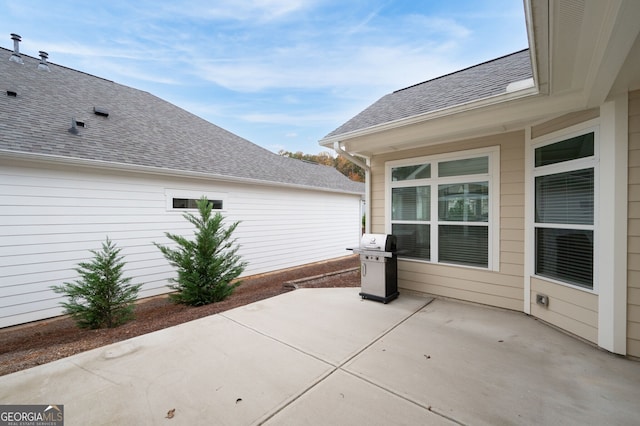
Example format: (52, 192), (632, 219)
(536, 294), (549, 307)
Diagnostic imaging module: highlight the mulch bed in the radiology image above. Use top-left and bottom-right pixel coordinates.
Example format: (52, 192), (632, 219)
(0, 255), (360, 376)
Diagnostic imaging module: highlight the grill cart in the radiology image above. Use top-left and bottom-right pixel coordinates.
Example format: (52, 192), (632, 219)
(348, 234), (398, 303)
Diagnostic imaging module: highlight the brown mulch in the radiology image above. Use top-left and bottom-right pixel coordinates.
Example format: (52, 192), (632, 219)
(0, 255), (360, 377)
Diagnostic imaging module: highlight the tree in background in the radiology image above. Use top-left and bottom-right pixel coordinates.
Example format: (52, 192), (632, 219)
(155, 197), (247, 306)
(52, 238), (141, 329)
(279, 150), (364, 182)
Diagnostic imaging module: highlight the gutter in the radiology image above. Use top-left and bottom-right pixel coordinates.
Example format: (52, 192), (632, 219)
(333, 141), (372, 233)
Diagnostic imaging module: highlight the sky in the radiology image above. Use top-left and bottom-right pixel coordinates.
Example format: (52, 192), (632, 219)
(0, 1), (528, 155)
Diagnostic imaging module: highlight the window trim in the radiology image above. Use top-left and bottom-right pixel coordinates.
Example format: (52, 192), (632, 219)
(385, 146), (500, 271)
(165, 189), (227, 212)
(529, 124), (599, 294)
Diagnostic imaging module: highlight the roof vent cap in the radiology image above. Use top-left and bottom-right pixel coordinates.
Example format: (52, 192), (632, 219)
(506, 77), (535, 93)
(38, 51), (50, 72)
(93, 106), (109, 117)
(9, 33), (23, 64)
(68, 117), (84, 135)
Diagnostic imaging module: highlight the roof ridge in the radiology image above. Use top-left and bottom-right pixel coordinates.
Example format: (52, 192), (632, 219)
(393, 48), (529, 94)
(0, 46), (115, 84)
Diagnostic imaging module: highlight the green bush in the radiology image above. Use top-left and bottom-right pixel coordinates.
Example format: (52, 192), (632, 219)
(155, 197), (247, 306)
(52, 238), (141, 329)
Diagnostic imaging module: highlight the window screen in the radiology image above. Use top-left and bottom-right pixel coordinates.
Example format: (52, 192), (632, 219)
(535, 132), (594, 167)
(439, 157), (488, 177)
(392, 164), (431, 181)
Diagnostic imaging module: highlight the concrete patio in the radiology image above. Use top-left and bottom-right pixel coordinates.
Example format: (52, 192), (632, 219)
(1, 288), (639, 425)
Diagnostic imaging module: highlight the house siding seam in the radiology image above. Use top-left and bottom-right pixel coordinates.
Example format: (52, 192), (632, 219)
(370, 131), (524, 311)
(0, 160), (361, 328)
(628, 89), (640, 358)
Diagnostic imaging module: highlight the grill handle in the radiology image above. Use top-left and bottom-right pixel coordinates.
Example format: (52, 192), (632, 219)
(362, 262), (366, 277)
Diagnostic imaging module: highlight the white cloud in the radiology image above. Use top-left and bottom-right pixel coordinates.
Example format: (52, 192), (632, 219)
(189, 42), (460, 95)
(157, 0), (313, 22)
(403, 15), (472, 39)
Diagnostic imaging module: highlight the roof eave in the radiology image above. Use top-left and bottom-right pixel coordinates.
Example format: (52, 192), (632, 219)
(319, 85), (539, 149)
(0, 150), (364, 196)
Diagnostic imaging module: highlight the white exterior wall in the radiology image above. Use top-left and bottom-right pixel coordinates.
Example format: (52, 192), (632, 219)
(0, 159), (362, 327)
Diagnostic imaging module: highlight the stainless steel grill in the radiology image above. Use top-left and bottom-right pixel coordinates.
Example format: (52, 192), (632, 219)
(349, 234), (398, 303)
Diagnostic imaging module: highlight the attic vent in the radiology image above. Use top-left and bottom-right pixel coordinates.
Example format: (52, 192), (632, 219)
(93, 107), (109, 117)
(9, 33), (23, 64)
(6, 90), (17, 97)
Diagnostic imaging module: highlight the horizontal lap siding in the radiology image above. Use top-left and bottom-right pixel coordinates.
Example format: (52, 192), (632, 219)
(530, 277), (598, 343)
(628, 89), (640, 357)
(0, 164), (174, 326)
(0, 160), (361, 327)
(370, 131), (525, 311)
(231, 188), (360, 274)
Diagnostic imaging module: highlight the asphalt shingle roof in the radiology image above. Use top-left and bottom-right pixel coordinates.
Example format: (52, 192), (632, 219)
(325, 49), (532, 138)
(0, 47), (363, 194)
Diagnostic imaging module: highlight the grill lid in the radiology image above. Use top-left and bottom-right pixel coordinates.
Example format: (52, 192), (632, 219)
(360, 233), (396, 252)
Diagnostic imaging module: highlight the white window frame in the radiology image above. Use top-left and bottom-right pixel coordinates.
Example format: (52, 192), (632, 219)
(165, 188), (227, 212)
(385, 146), (500, 271)
(529, 124), (599, 294)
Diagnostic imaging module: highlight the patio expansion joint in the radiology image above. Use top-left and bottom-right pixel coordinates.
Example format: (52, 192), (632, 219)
(226, 296), (439, 425)
(334, 297), (469, 426)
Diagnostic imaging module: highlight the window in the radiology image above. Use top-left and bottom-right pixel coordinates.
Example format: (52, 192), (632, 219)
(172, 198), (223, 210)
(165, 189), (226, 212)
(387, 147), (498, 269)
(533, 131), (596, 290)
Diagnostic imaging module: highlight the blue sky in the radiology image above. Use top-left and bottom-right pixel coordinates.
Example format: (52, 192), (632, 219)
(0, 1), (528, 154)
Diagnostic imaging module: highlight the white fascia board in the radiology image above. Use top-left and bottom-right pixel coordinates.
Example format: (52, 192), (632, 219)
(339, 90), (587, 156)
(0, 150), (364, 196)
(318, 87), (540, 149)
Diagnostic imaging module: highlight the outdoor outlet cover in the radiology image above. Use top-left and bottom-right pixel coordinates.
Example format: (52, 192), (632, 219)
(536, 294), (549, 307)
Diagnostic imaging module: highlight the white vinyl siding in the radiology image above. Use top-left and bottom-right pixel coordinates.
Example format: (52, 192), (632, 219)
(0, 159), (361, 327)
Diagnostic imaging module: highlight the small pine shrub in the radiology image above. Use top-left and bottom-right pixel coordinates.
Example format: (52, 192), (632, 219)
(155, 197), (247, 306)
(52, 238), (141, 329)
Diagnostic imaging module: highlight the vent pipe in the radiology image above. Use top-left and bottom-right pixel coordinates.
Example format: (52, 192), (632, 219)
(69, 117), (79, 135)
(38, 51), (50, 72)
(9, 33), (23, 64)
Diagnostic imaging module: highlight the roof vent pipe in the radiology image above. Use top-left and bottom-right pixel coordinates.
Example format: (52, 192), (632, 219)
(68, 117), (79, 135)
(9, 33), (23, 64)
(38, 51), (50, 72)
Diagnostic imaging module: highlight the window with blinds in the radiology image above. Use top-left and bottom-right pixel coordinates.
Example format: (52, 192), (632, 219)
(533, 131), (595, 290)
(388, 149), (496, 269)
